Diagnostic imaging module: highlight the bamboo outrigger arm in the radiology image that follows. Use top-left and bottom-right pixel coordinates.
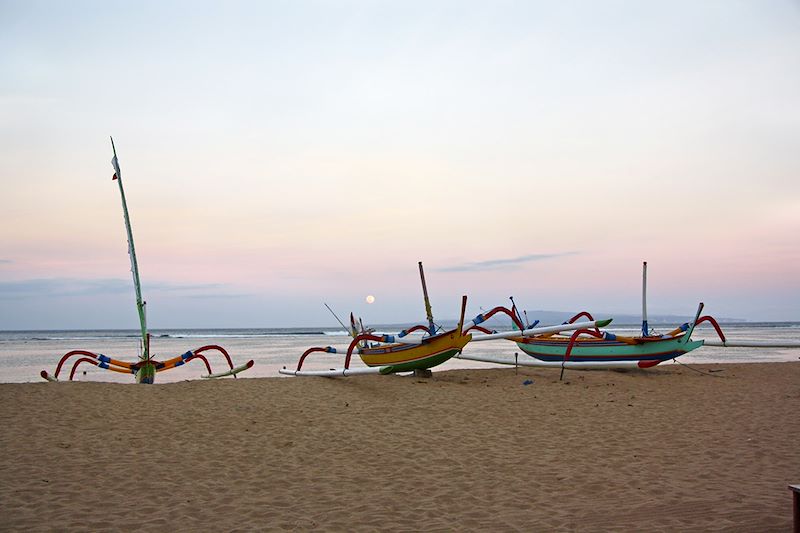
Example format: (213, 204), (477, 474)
(462, 306), (525, 334)
(455, 352), (642, 369)
(466, 319), (614, 342)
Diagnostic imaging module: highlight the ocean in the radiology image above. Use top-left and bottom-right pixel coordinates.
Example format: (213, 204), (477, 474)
(1, 323), (798, 383)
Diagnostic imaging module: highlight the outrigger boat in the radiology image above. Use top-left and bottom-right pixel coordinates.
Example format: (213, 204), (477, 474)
(40, 138), (253, 383)
(280, 263), (614, 377)
(281, 262), (472, 376)
(459, 261), (800, 372)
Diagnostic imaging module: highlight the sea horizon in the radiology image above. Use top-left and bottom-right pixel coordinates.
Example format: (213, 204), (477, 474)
(1, 319), (799, 337)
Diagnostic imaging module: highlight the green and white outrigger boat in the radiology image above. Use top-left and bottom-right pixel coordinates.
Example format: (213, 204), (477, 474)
(459, 261), (800, 371)
(40, 138), (253, 383)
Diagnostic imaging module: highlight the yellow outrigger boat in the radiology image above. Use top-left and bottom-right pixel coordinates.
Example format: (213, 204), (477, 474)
(281, 263), (471, 376)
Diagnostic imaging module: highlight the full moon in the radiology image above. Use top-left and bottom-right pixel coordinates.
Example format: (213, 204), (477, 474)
(365, 295), (375, 304)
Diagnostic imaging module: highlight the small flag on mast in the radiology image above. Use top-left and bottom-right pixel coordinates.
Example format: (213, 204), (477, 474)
(111, 155), (121, 180)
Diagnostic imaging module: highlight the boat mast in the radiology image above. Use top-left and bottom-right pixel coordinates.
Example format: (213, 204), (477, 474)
(418, 261), (436, 335)
(110, 137), (149, 362)
(641, 261), (648, 337)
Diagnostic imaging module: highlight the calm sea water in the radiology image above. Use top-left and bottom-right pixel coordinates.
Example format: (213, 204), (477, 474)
(1, 323), (798, 383)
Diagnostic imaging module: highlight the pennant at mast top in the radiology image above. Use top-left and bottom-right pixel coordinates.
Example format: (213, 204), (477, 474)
(110, 137), (149, 361)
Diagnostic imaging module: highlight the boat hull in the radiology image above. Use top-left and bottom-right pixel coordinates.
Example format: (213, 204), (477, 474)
(135, 361), (156, 384)
(515, 335), (704, 368)
(359, 329), (471, 372)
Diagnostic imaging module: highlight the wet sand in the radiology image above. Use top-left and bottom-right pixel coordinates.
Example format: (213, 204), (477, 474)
(1, 362), (798, 531)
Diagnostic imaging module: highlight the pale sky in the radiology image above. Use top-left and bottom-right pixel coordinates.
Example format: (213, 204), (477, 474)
(1, 0), (799, 329)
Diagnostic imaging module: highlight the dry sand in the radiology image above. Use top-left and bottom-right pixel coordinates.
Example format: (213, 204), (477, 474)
(1, 362), (799, 532)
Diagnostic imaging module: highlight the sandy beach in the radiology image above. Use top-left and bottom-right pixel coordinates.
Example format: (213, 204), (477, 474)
(1, 362), (798, 531)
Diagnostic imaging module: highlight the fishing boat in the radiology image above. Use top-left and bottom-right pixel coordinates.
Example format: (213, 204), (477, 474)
(513, 315), (705, 369)
(281, 262), (472, 376)
(40, 138), (253, 383)
(504, 262), (721, 369)
(507, 262), (800, 369)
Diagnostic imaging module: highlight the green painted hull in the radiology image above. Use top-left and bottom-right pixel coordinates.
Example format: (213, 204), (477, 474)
(379, 348), (462, 374)
(517, 335), (704, 366)
(136, 362), (156, 384)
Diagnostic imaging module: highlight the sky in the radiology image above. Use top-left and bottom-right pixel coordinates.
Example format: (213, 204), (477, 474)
(1, 0), (799, 329)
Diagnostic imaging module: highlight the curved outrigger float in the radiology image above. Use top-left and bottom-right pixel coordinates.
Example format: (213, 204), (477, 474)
(280, 263), (614, 377)
(458, 262), (800, 372)
(40, 138), (253, 383)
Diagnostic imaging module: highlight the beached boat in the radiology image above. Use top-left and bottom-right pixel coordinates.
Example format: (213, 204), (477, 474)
(40, 138), (253, 383)
(351, 302), (473, 374)
(508, 262), (800, 369)
(281, 262), (472, 376)
(508, 262), (721, 369)
(514, 319), (705, 368)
